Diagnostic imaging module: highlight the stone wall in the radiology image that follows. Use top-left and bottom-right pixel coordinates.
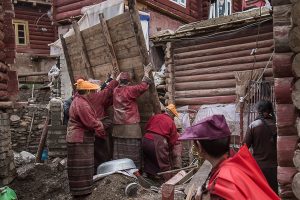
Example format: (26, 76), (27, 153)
(47, 98), (67, 158)
(10, 105), (48, 154)
(0, 111), (16, 187)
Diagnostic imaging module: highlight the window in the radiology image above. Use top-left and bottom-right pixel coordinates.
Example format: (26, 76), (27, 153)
(209, 0), (232, 18)
(12, 20), (29, 45)
(171, 0), (186, 7)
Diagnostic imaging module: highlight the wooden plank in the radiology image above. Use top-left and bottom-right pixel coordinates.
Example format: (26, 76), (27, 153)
(173, 68), (273, 83)
(175, 79), (236, 91)
(72, 21), (95, 78)
(109, 20), (136, 43)
(175, 61), (270, 77)
(289, 26), (300, 53)
(128, 0), (161, 114)
(106, 12), (131, 28)
(175, 95), (236, 105)
(274, 78), (293, 104)
(278, 135), (299, 167)
(99, 13), (120, 74)
(273, 4), (292, 26)
(273, 52), (293, 78)
(88, 46), (111, 67)
(174, 53), (272, 71)
(60, 34), (76, 91)
(174, 39), (273, 60)
(274, 25), (292, 53)
(173, 88), (236, 98)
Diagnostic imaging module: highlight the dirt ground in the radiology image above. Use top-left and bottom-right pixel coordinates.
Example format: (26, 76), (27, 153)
(8, 162), (168, 200)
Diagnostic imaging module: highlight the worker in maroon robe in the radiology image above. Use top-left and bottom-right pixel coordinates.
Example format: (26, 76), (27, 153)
(112, 64), (152, 169)
(142, 104), (182, 181)
(66, 79), (105, 196)
(179, 115), (280, 200)
(88, 73), (119, 173)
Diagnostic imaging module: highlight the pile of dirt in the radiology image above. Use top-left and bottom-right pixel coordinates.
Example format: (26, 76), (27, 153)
(9, 163), (71, 200)
(87, 174), (161, 200)
(8, 163), (163, 200)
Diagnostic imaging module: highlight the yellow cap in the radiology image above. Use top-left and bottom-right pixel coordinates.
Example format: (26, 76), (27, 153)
(166, 104), (179, 117)
(75, 79), (100, 90)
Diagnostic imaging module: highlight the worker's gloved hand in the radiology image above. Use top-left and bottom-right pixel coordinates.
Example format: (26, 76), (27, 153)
(143, 63), (153, 78)
(116, 73), (122, 82)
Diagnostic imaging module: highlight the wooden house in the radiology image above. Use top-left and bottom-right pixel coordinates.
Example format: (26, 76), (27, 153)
(152, 2), (300, 198)
(52, 0), (246, 37)
(12, 0), (57, 83)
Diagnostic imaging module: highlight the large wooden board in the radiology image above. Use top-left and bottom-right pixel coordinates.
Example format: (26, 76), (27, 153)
(63, 10), (159, 121)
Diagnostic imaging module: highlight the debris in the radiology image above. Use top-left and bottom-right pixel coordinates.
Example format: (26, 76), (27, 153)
(9, 115), (20, 122)
(125, 182), (139, 197)
(14, 151), (35, 166)
(58, 158), (67, 171)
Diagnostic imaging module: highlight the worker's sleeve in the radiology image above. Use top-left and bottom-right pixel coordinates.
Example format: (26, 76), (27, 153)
(101, 77), (113, 90)
(76, 102), (105, 139)
(168, 122), (179, 147)
(243, 126), (253, 148)
(100, 79), (119, 106)
(127, 81), (150, 100)
(144, 115), (154, 131)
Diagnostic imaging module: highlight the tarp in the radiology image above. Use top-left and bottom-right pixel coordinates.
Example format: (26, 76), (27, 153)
(49, 0), (124, 56)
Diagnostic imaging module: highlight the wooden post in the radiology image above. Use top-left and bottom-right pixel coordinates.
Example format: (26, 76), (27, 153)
(60, 34), (76, 91)
(36, 116), (49, 163)
(165, 42), (175, 104)
(128, 0), (161, 114)
(99, 13), (120, 74)
(72, 21), (95, 78)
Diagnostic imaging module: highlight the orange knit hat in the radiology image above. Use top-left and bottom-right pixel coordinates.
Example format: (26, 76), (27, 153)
(166, 104), (179, 117)
(75, 79), (100, 90)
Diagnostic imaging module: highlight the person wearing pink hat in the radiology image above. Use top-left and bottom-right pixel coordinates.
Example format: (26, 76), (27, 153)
(179, 115), (280, 200)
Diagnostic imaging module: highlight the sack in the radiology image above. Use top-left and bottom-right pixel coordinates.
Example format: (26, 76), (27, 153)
(0, 187), (17, 200)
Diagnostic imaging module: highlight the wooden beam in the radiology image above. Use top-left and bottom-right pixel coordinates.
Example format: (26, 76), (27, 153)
(60, 34), (76, 91)
(72, 21), (95, 78)
(128, 0), (161, 114)
(99, 13), (120, 74)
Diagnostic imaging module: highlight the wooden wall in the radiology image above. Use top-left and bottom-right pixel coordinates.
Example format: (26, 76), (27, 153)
(63, 11), (159, 122)
(164, 20), (274, 107)
(0, 0), (15, 101)
(272, 0), (300, 199)
(14, 3), (55, 56)
(52, 0), (104, 22)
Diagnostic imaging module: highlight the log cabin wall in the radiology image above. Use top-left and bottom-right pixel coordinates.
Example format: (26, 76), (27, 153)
(271, 0), (299, 199)
(164, 20), (274, 107)
(0, 0), (16, 187)
(14, 3), (55, 56)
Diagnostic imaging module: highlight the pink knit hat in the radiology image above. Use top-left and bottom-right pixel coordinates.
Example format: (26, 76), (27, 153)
(179, 115), (231, 141)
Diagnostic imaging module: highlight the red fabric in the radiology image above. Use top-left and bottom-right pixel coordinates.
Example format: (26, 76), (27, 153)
(89, 80), (118, 119)
(66, 94), (105, 143)
(208, 145), (280, 200)
(144, 113), (179, 146)
(113, 82), (149, 124)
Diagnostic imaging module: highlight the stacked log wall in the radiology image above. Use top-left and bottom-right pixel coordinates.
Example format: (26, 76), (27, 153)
(0, 0), (16, 187)
(285, 0), (300, 199)
(164, 21), (274, 106)
(14, 4), (55, 56)
(272, 0), (300, 199)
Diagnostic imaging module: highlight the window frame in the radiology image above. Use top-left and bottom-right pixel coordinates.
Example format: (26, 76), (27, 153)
(12, 19), (29, 46)
(170, 0), (187, 8)
(209, 0), (232, 18)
